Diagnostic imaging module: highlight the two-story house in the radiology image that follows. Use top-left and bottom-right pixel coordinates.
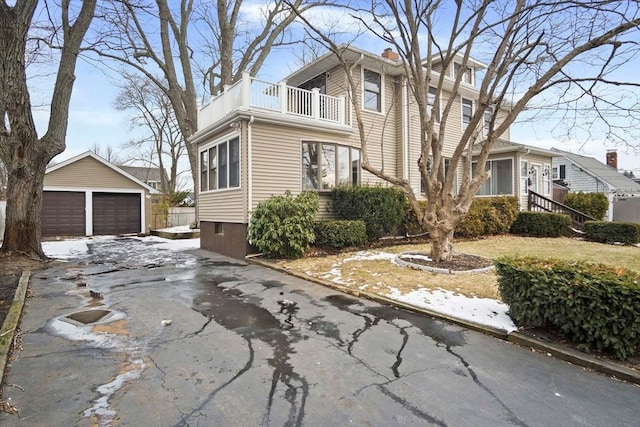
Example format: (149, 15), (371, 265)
(190, 46), (555, 258)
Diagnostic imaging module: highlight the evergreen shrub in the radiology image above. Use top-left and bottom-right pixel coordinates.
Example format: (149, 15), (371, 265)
(510, 211), (571, 237)
(248, 191), (318, 258)
(495, 257), (640, 360)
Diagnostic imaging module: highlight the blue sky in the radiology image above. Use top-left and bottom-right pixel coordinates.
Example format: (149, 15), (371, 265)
(31, 3), (640, 178)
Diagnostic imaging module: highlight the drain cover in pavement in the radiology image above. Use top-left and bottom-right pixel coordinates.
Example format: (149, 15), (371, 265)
(65, 309), (112, 325)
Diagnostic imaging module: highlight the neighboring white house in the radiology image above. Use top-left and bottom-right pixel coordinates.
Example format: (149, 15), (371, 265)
(551, 149), (640, 221)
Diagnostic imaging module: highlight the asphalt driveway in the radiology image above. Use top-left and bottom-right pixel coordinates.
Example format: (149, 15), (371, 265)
(1, 236), (639, 426)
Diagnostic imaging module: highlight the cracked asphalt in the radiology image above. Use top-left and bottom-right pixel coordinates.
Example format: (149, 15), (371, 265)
(1, 237), (639, 426)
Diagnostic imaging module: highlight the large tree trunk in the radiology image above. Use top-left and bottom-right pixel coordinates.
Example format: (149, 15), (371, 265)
(0, 1), (96, 258)
(428, 225), (455, 263)
(2, 149), (47, 257)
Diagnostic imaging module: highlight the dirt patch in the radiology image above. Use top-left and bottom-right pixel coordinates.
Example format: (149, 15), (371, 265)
(399, 252), (493, 271)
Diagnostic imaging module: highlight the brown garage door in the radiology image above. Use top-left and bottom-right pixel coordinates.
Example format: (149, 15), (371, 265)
(92, 193), (141, 235)
(42, 191), (86, 237)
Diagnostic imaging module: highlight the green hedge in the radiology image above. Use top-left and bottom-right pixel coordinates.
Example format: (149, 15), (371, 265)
(400, 200), (428, 236)
(563, 192), (608, 221)
(455, 196), (519, 238)
(584, 221), (640, 245)
(314, 220), (368, 248)
(495, 257), (640, 360)
(510, 211), (572, 237)
(330, 186), (405, 240)
(248, 190), (318, 258)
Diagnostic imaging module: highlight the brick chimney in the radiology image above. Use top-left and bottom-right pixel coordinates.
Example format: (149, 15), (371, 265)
(606, 149), (618, 170)
(381, 48), (399, 61)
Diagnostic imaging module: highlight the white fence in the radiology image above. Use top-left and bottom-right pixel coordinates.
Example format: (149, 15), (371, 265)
(167, 207), (195, 227)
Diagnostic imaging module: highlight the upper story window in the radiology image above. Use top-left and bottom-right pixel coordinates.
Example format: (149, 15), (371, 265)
(200, 135), (240, 193)
(427, 87), (440, 122)
(483, 107), (493, 135)
(462, 98), (473, 128)
(363, 69), (382, 112)
(454, 63), (473, 85)
(302, 141), (361, 191)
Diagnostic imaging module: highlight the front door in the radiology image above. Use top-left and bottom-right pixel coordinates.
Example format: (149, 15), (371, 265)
(530, 164), (541, 193)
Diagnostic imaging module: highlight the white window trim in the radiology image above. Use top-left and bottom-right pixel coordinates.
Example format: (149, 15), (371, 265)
(428, 86), (441, 123)
(199, 131), (241, 194)
(453, 62), (474, 86)
(361, 67), (385, 114)
(543, 163), (551, 196)
(483, 107), (494, 136)
(473, 157), (515, 196)
(461, 97), (473, 130)
(300, 141), (362, 192)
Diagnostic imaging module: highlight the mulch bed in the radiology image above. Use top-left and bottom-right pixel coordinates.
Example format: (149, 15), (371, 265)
(0, 275), (20, 328)
(399, 252), (493, 271)
(0, 254), (48, 329)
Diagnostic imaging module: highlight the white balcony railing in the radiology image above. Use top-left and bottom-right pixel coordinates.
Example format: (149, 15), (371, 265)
(198, 72), (348, 131)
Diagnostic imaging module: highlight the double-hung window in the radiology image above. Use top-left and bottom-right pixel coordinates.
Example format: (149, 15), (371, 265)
(462, 98), (473, 128)
(302, 142), (361, 190)
(473, 159), (513, 196)
(427, 87), (440, 122)
(200, 136), (240, 192)
(454, 63), (473, 84)
(363, 69), (382, 112)
(483, 107), (493, 135)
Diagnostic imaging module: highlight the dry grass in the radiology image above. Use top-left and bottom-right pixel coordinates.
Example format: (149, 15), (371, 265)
(274, 236), (639, 300)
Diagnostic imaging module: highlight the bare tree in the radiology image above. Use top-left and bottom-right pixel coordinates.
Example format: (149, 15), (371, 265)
(90, 142), (121, 164)
(1, 0), (96, 258)
(0, 159), (7, 200)
(87, 0), (320, 219)
(294, 0), (640, 261)
(114, 72), (186, 196)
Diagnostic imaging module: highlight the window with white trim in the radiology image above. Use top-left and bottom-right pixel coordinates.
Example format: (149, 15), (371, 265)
(483, 107), (493, 135)
(427, 87), (440, 122)
(363, 69), (382, 112)
(420, 158), (457, 194)
(521, 161), (529, 194)
(454, 63), (473, 85)
(302, 142), (361, 190)
(543, 163), (551, 195)
(473, 159), (513, 196)
(462, 98), (473, 129)
(200, 136), (240, 192)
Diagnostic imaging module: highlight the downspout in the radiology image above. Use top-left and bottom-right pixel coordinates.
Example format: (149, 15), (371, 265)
(402, 77), (409, 181)
(247, 115), (255, 224)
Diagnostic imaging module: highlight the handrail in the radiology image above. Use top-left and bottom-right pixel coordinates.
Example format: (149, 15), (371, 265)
(528, 190), (596, 229)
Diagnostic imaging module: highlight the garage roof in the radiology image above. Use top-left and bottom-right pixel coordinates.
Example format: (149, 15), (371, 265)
(46, 151), (161, 194)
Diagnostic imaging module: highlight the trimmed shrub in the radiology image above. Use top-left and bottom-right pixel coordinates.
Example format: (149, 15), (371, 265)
(495, 257), (640, 360)
(563, 192), (608, 220)
(584, 221), (640, 245)
(455, 196), (519, 238)
(330, 186), (405, 240)
(248, 190), (319, 258)
(510, 211), (571, 237)
(314, 220), (368, 248)
(400, 199), (428, 236)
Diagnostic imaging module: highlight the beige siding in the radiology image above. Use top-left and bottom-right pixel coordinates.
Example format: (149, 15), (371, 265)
(197, 127), (247, 223)
(45, 157), (146, 189)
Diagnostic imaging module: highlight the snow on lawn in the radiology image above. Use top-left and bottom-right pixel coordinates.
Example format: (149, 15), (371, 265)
(316, 249), (517, 333)
(42, 239), (91, 259)
(42, 235), (200, 260)
(386, 287), (517, 333)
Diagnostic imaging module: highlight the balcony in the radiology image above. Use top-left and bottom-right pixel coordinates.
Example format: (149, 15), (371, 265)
(197, 72), (349, 131)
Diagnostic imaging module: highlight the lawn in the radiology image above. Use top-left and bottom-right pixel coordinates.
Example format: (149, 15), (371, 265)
(274, 236), (640, 301)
